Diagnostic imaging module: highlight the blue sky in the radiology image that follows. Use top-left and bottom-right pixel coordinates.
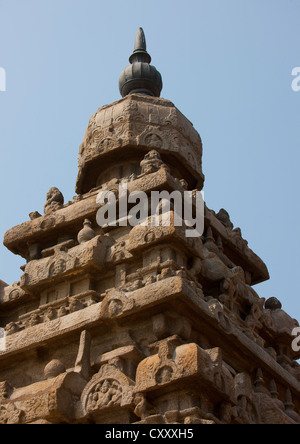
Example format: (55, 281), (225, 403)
(0, 0), (299, 322)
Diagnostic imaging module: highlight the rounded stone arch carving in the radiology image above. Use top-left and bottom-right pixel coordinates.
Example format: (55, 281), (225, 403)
(80, 365), (134, 416)
(100, 289), (135, 319)
(138, 127), (165, 150)
(96, 136), (116, 153)
(8, 289), (21, 301)
(48, 257), (67, 278)
(85, 378), (123, 413)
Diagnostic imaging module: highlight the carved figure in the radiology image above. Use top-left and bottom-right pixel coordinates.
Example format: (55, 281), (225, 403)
(44, 187), (64, 215)
(87, 379), (122, 411)
(140, 150), (166, 175)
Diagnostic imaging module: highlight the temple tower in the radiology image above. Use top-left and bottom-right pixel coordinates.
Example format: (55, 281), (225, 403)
(0, 29), (300, 425)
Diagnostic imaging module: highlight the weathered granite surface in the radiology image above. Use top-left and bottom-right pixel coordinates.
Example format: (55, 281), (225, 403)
(1, 91), (299, 424)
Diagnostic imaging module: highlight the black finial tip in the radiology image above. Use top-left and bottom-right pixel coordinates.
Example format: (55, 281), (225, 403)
(130, 27), (151, 64)
(134, 27), (147, 51)
(119, 27), (163, 98)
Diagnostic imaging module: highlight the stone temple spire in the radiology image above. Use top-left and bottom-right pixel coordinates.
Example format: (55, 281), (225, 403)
(119, 27), (163, 98)
(2, 27), (299, 426)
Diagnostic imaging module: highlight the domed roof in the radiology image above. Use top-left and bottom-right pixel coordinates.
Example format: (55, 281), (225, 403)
(119, 28), (163, 98)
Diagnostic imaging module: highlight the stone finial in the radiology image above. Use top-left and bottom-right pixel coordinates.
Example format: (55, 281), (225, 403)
(265, 297), (282, 311)
(131, 27), (151, 63)
(119, 28), (163, 97)
(204, 227), (219, 254)
(77, 219), (96, 244)
(269, 379), (279, 399)
(269, 380), (284, 410)
(254, 368), (268, 394)
(44, 359), (66, 380)
(284, 389), (300, 422)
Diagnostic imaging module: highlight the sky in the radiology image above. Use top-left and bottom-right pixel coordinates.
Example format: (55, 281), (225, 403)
(0, 0), (299, 322)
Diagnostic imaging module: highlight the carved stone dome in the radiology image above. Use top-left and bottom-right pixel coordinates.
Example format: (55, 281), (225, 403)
(119, 28), (163, 98)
